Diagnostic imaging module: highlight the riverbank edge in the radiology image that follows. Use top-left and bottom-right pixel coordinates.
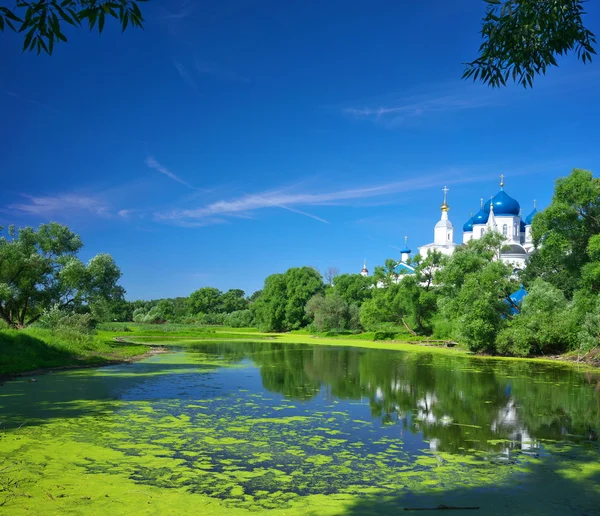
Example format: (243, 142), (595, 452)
(0, 345), (168, 383)
(121, 331), (600, 372)
(3, 330), (598, 380)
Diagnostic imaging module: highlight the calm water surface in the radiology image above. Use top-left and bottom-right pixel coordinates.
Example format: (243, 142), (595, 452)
(1, 342), (599, 514)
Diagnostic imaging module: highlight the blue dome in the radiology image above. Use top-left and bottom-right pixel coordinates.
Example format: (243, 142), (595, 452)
(525, 207), (538, 225)
(400, 246), (411, 254)
(473, 208), (489, 225)
(463, 216), (474, 232)
(490, 189), (520, 216)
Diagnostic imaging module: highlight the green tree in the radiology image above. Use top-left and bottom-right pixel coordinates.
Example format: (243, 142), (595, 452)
(330, 273), (374, 306)
(0, 223), (124, 329)
(359, 283), (411, 332)
(305, 293), (358, 332)
(436, 233), (516, 351)
(224, 309), (254, 328)
(248, 290), (263, 303)
(187, 287), (223, 315)
(578, 295), (600, 353)
(465, 0), (596, 88)
(496, 279), (571, 356)
(253, 267), (324, 332)
(524, 168), (600, 297)
(372, 258), (401, 287)
(220, 289), (249, 313)
(0, 0), (146, 55)
(252, 274), (287, 332)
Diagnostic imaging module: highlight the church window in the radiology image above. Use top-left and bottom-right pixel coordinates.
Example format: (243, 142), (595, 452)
(514, 223), (518, 236)
(481, 228), (485, 236)
(502, 224), (508, 236)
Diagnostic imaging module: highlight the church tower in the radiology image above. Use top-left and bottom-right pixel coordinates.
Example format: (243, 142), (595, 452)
(434, 186), (454, 246)
(360, 259), (369, 277)
(418, 186), (458, 258)
(400, 236), (411, 263)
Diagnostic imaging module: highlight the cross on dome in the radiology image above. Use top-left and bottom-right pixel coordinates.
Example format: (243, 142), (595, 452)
(500, 174), (505, 188)
(440, 186), (450, 212)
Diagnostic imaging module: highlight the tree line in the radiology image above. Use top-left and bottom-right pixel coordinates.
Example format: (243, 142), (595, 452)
(249, 168), (600, 357)
(1, 168), (598, 358)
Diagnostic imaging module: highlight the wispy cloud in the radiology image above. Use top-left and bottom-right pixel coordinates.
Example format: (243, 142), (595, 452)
(161, 0), (195, 21)
(194, 58), (248, 83)
(145, 156), (196, 189)
(341, 82), (499, 127)
(3, 90), (61, 113)
(172, 60), (197, 91)
(7, 194), (111, 217)
(154, 173), (467, 227)
(117, 209), (139, 219)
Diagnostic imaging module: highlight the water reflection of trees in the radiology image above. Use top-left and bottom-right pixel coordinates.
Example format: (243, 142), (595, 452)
(192, 342), (600, 453)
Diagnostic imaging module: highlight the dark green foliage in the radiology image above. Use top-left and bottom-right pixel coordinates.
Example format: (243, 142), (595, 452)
(578, 295), (600, 352)
(220, 289), (249, 313)
(305, 293), (361, 333)
(524, 169), (600, 297)
(0, 223), (125, 329)
(195, 312), (226, 325)
(187, 287), (223, 315)
(329, 273), (374, 306)
(0, 1), (146, 55)
(496, 279), (570, 356)
(224, 309), (254, 328)
(253, 267), (324, 332)
(436, 234), (517, 352)
(186, 288), (249, 317)
(248, 290), (263, 303)
(464, 0), (596, 88)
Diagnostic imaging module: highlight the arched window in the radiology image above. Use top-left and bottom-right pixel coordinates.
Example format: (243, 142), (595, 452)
(502, 224), (508, 236)
(514, 223), (518, 236)
(481, 228), (485, 236)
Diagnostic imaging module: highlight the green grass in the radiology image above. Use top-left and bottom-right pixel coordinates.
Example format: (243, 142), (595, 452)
(0, 327), (150, 376)
(4, 322), (597, 377)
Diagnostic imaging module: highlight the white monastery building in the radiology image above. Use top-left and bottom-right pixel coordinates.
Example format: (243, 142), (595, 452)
(418, 176), (537, 270)
(362, 176), (539, 275)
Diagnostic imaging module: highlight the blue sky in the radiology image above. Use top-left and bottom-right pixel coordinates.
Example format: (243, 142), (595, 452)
(2, 0), (600, 300)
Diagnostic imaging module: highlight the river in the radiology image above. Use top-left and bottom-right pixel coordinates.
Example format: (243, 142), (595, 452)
(1, 342), (599, 514)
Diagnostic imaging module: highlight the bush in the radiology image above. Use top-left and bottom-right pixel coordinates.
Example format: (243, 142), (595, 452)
(305, 293), (359, 333)
(224, 310), (254, 328)
(196, 313), (226, 325)
(578, 295), (600, 353)
(96, 322), (133, 332)
(35, 306), (94, 347)
(494, 279), (571, 356)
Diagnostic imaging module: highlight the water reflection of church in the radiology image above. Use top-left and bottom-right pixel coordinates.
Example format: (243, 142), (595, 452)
(372, 380), (540, 456)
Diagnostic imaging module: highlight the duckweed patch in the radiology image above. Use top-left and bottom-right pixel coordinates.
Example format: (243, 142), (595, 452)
(1, 343), (599, 514)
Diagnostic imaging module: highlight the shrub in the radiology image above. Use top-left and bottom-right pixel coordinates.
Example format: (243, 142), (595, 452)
(224, 310), (254, 328)
(196, 313), (226, 325)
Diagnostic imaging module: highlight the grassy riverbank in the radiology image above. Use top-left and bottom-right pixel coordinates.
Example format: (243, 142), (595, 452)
(0, 327), (150, 377)
(2, 322), (598, 377)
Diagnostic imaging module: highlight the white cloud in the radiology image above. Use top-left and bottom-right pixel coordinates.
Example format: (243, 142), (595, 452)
(8, 194), (110, 217)
(154, 173), (462, 226)
(145, 156), (195, 189)
(172, 60), (198, 91)
(341, 82), (499, 127)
